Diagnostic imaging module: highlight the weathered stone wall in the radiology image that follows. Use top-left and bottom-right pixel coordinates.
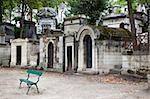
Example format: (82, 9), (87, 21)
(96, 40), (123, 72)
(64, 24), (82, 36)
(0, 44), (10, 66)
(39, 37), (45, 65)
(122, 54), (150, 70)
(64, 17), (85, 36)
(57, 36), (64, 70)
(39, 36), (64, 72)
(27, 42), (39, 66)
(0, 36), (5, 44)
(10, 38), (39, 67)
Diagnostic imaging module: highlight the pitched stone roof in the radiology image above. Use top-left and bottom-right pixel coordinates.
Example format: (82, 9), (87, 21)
(37, 7), (57, 18)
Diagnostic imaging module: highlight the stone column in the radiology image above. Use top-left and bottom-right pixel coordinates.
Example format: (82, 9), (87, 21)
(74, 41), (79, 72)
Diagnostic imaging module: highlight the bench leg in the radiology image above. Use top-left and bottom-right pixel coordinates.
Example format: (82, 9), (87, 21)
(35, 84), (40, 93)
(19, 81), (22, 89)
(26, 85), (31, 95)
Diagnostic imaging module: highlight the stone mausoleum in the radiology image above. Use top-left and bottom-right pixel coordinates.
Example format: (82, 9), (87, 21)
(10, 38), (39, 67)
(10, 7), (132, 74)
(63, 16), (131, 74)
(36, 7), (131, 73)
(0, 22), (15, 66)
(37, 7), (64, 72)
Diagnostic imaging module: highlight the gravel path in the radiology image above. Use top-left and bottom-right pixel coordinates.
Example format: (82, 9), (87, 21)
(0, 68), (149, 99)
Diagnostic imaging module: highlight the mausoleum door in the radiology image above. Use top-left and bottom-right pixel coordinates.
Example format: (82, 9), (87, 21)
(48, 42), (54, 68)
(67, 46), (72, 71)
(83, 35), (92, 68)
(16, 46), (21, 65)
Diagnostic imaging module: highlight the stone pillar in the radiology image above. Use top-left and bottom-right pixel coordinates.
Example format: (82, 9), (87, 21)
(39, 38), (45, 66)
(74, 41), (79, 72)
(10, 43), (16, 66)
(77, 41), (83, 71)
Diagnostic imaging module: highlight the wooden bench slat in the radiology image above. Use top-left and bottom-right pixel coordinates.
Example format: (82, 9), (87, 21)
(27, 69), (43, 76)
(20, 79), (34, 85)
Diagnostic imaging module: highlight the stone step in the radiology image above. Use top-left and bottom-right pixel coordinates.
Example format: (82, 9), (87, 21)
(79, 70), (99, 75)
(109, 69), (121, 74)
(114, 65), (122, 69)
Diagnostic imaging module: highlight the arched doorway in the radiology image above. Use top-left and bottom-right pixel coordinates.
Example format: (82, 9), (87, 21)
(48, 42), (54, 68)
(83, 35), (92, 68)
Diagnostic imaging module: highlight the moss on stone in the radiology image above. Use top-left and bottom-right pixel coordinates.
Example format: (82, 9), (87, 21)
(91, 25), (132, 40)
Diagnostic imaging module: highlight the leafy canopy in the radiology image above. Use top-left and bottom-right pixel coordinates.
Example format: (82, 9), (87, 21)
(68, 0), (109, 24)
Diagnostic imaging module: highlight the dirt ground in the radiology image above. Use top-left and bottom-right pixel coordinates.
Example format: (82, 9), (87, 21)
(0, 67), (150, 99)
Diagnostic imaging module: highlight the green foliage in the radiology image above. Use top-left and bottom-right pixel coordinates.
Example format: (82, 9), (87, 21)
(115, 8), (122, 14)
(40, 0), (56, 7)
(138, 0), (150, 4)
(113, 0), (139, 11)
(113, 0), (150, 11)
(14, 26), (21, 38)
(51, 0), (68, 8)
(26, 0), (43, 9)
(41, 0), (67, 8)
(2, 0), (18, 22)
(68, 0), (109, 24)
(67, 0), (80, 15)
(113, 0), (127, 6)
(3, 0), (16, 10)
(2, 0), (109, 24)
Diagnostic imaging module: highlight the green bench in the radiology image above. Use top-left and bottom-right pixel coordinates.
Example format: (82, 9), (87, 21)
(19, 69), (43, 94)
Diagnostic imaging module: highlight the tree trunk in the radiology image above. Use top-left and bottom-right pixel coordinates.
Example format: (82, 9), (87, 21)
(29, 7), (32, 22)
(9, 9), (12, 23)
(127, 0), (137, 49)
(148, 4), (150, 53)
(20, 0), (26, 38)
(0, 0), (3, 24)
